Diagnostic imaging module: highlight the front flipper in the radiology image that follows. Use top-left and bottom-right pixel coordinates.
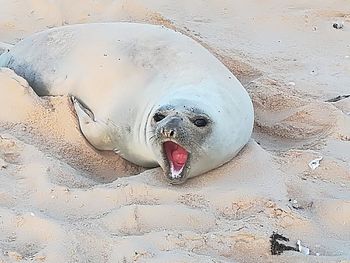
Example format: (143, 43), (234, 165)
(71, 96), (115, 151)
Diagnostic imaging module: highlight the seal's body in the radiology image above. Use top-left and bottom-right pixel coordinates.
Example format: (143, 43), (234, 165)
(0, 23), (254, 184)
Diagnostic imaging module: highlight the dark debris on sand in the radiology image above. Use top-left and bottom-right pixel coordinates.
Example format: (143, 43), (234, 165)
(270, 232), (298, 255)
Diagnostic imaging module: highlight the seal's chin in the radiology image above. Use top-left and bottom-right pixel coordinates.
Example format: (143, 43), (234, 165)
(163, 141), (189, 184)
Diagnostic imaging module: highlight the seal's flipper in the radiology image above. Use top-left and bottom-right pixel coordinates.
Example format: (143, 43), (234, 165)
(71, 96), (95, 120)
(72, 96), (115, 151)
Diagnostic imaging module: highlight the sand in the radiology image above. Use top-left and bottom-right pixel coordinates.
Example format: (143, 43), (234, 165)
(0, 1), (349, 262)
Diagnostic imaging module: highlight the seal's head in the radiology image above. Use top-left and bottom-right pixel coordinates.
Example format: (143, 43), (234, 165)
(146, 89), (253, 184)
(149, 102), (213, 184)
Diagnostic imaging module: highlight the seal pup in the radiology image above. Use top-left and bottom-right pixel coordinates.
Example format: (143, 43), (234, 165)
(0, 22), (254, 184)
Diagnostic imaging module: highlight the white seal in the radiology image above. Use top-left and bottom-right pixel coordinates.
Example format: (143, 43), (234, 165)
(0, 22), (254, 184)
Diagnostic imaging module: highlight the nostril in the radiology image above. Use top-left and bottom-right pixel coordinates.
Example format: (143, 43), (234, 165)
(170, 130), (175, 137)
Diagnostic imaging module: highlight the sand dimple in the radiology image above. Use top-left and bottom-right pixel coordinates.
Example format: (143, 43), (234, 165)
(102, 204), (216, 235)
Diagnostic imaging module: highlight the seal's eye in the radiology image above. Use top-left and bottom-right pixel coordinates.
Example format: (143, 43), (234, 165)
(153, 113), (165, 122)
(193, 118), (208, 127)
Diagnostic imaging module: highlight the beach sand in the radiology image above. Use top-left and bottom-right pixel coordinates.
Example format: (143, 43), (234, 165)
(0, 1), (349, 262)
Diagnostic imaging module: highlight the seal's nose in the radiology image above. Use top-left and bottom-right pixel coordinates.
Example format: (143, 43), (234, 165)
(161, 127), (176, 138)
(161, 116), (182, 138)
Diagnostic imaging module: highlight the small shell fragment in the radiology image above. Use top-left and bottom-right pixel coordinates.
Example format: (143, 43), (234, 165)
(290, 199), (299, 209)
(308, 157), (323, 170)
(0, 158), (8, 169)
(333, 22), (344, 29)
(297, 240), (310, 255)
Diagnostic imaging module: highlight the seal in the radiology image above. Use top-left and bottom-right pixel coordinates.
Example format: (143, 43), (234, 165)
(0, 22), (254, 184)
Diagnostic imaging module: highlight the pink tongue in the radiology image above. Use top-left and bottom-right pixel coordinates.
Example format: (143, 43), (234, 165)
(163, 141), (188, 171)
(172, 148), (188, 165)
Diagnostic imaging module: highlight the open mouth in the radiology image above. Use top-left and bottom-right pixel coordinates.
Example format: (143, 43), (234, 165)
(163, 141), (189, 181)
